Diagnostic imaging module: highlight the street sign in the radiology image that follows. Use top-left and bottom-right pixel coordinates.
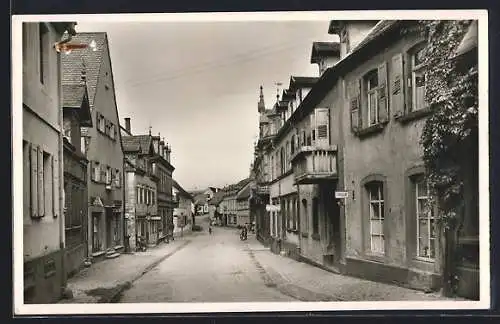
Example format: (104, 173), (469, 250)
(265, 204), (281, 212)
(335, 191), (349, 199)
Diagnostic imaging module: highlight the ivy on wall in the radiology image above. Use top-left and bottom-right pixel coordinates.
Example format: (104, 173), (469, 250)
(404, 20), (478, 296)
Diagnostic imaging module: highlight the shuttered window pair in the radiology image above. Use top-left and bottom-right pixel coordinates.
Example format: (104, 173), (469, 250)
(24, 142), (58, 219)
(348, 48), (428, 133)
(348, 62), (389, 132)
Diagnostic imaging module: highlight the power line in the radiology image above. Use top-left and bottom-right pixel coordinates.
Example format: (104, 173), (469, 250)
(126, 40), (310, 88)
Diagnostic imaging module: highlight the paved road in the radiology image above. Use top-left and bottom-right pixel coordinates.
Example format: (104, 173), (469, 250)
(119, 218), (295, 303)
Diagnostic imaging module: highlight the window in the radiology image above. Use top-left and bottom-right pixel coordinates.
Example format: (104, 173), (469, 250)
(365, 70), (379, 126)
(63, 118), (72, 143)
(26, 144), (52, 218)
(109, 123), (116, 140)
(414, 175), (435, 259)
(114, 169), (121, 187)
(349, 63), (388, 132)
(136, 186), (139, 204)
(39, 23), (49, 84)
(410, 46), (428, 112)
(367, 181), (385, 254)
(312, 197), (319, 236)
(105, 166), (112, 185)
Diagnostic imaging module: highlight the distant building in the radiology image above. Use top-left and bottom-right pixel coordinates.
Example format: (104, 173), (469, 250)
(173, 180), (195, 236)
(122, 129), (159, 249)
(236, 180), (254, 226)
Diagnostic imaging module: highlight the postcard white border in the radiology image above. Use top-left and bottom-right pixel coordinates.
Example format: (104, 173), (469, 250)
(12, 10), (490, 315)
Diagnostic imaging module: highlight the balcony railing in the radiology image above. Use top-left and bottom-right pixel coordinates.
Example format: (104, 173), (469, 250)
(291, 145), (338, 184)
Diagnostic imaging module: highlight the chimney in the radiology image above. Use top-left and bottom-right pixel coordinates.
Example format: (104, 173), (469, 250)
(124, 118), (131, 133)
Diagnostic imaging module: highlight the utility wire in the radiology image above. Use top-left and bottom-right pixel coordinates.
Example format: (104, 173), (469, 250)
(125, 33), (318, 88)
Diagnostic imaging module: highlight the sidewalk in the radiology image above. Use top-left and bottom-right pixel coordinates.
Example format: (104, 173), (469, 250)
(245, 235), (463, 302)
(58, 237), (192, 303)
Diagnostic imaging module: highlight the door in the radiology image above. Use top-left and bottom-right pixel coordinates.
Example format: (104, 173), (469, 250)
(324, 184), (341, 265)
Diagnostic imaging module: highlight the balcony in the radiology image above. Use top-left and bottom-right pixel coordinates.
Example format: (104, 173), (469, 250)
(291, 145), (338, 185)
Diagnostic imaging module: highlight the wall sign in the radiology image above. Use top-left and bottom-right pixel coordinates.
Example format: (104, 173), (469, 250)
(335, 191), (349, 199)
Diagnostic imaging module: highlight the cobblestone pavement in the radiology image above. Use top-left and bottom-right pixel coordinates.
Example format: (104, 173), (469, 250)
(58, 237), (192, 303)
(119, 226), (295, 302)
(245, 236), (457, 301)
(60, 215), (462, 304)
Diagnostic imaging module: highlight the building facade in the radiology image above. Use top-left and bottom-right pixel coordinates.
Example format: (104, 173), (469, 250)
(62, 73), (93, 278)
(236, 181), (253, 227)
(62, 32), (125, 262)
(22, 22), (77, 303)
(252, 20), (479, 299)
(122, 126), (160, 249)
(173, 180), (194, 236)
(150, 135), (176, 242)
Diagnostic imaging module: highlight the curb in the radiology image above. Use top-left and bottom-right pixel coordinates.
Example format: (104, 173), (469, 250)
(246, 248), (344, 302)
(99, 240), (192, 303)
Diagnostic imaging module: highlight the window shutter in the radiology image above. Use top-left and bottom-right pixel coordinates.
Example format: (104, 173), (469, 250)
(348, 79), (361, 132)
(52, 155), (59, 217)
(315, 108), (330, 147)
(30, 144), (38, 218)
(111, 168), (115, 186)
(391, 53), (405, 118)
(405, 53), (413, 112)
(37, 146), (45, 217)
(90, 161), (96, 181)
(377, 62), (389, 123)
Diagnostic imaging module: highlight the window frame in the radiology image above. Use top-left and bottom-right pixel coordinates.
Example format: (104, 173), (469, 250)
(361, 174), (388, 259)
(409, 43), (429, 113)
(364, 69), (380, 127)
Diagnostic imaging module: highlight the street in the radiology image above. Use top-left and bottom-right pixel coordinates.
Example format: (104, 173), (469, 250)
(119, 216), (295, 302)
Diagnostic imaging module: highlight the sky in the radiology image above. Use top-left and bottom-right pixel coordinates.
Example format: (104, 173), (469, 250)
(76, 19), (336, 191)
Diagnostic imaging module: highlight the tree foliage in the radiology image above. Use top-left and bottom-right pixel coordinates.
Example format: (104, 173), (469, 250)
(407, 20), (478, 295)
(409, 20), (478, 225)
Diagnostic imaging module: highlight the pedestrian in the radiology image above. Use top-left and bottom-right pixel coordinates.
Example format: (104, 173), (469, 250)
(209, 226), (212, 235)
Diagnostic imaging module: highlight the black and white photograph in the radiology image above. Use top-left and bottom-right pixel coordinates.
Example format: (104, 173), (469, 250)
(12, 10), (489, 315)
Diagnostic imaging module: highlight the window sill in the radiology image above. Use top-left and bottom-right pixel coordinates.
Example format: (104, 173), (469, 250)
(354, 121), (388, 139)
(311, 233), (320, 241)
(394, 107), (432, 124)
(413, 256), (435, 264)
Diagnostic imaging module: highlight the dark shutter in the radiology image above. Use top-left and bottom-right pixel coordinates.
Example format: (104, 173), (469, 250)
(391, 53), (405, 118)
(348, 79), (361, 132)
(377, 62), (389, 123)
(405, 53), (413, 112)
(30, 143), (38, 218)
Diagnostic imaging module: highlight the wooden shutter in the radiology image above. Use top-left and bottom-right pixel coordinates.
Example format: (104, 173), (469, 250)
(52, 155), (59, 217)
(111, 168), (116, 186)
(405, 53), (413, 113)
(377, 62), (389, 123)
(315, 108), (330, 147)
(348, 79), (361, 132)
(37, 146), (44, 217)
(30, 144), (38, 218)
(391, 53), (405, 118)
